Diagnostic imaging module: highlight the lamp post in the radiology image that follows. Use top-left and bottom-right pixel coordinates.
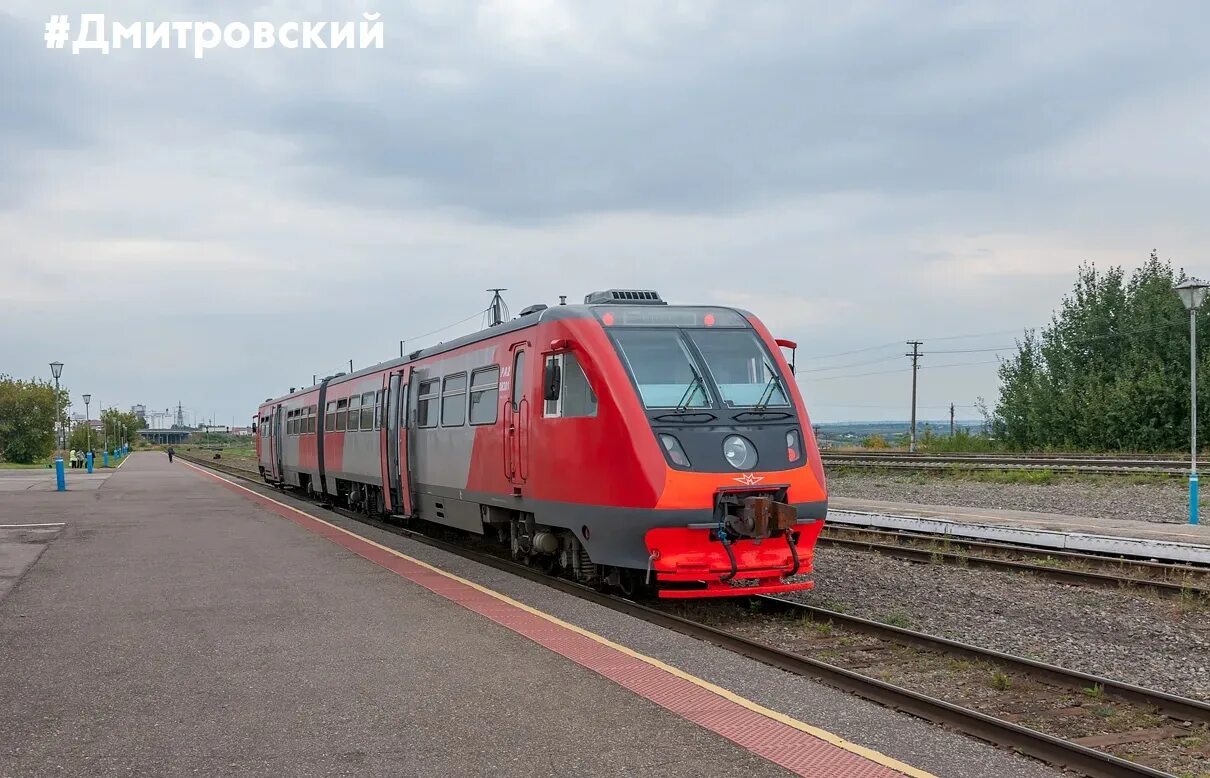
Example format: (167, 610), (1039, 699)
(49, 362), (64, 451)
(1175, 279), (1209, 525)
(82, 394), (91, 455)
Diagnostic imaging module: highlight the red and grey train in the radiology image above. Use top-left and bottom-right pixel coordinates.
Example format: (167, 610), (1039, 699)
(255, 289), (827, 598)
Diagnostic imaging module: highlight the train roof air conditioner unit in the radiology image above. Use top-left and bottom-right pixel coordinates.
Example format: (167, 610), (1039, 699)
(583, 289), (666, 305)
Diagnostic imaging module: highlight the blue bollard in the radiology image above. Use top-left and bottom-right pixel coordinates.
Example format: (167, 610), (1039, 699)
(86, 451), (94, 474)
(1192, 473), (1200, 526)
(103, 450), (109, 468)
(55, 458), (65, 491)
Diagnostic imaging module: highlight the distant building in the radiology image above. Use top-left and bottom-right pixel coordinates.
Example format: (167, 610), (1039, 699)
(130, 404), (146, 422)
(229, 426), (253, 437)
(201, 425), (230, 434)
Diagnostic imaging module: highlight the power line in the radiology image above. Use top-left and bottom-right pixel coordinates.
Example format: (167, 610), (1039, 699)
(800, 354), (904, 373)
(400, 306), (492, 350)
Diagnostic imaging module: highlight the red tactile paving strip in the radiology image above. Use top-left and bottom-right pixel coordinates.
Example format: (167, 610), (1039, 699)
(190, 466), (910, 778)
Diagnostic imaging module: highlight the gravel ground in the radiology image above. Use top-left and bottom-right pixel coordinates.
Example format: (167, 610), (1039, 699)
(786, 547), (1210, 701)
(827, 471), (1191, 524)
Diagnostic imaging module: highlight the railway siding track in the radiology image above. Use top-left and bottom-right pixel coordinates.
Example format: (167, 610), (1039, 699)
(181, 454), (1209, 778)
(820, 451), (1190, 477)
(818, 526), (1210, 598)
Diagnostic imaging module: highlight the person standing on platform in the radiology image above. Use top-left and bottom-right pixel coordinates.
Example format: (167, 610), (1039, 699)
(166, 446), (175, 463)
(69, 449), (77, 469)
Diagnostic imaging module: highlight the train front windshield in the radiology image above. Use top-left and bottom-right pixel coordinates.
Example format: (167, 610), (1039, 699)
(610, 326), (790, 410)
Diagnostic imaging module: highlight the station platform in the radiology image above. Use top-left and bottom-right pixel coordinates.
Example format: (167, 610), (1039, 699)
(829, 496), (1210, 564)
(0, 454), (1059, 777)
(0, 466), (115, 492)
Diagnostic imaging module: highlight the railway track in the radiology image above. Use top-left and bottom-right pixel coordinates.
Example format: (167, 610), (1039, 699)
(183, 453), (1209, 777)
(821, 451), (1190, 477)
(819, 525), (1210, 598)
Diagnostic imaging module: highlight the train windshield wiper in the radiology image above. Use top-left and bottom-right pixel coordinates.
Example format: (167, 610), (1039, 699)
(751, 363), (784, 412)
(676, 367), (707, 411)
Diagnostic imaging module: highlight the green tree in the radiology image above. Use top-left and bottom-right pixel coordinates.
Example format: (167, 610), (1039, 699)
(68, 422), (95, 453)
(992, 252), (1202, 451)
(99, 409), (147, 452)
(0, 376), (67, 463)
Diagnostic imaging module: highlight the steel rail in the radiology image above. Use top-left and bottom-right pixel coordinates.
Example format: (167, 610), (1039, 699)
(817, 533), (1210, 598)
(823, 526), (1210, 578)
(182, 453), (1199, 778)
(821, 452), (1189, 476)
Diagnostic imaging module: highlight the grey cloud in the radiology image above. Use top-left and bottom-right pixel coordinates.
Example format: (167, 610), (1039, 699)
(258, 3), (1210, 223)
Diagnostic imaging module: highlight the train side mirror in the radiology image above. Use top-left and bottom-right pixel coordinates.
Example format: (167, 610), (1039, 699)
(543, 360), (562, 402)
(775, 338), (798, 376)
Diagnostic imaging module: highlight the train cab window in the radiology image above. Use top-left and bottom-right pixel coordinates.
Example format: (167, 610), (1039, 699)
(360, 392), (375, 430)
(544, 353), (597, 418)
(441, 373), (467, 426)
(336, 398), (348, 431)
(325, 402), (335, 432)
(512, 351), (526, 408)
(417, 380), (439, 428)
(469, 366), (500, 425)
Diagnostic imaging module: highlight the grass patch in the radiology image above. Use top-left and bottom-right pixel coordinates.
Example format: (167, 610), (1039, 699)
(1082, 683), (1105, 700)
(989, 670), (1012, 691)
(880, 612), (913, 629)
(801, 618), (833, 637)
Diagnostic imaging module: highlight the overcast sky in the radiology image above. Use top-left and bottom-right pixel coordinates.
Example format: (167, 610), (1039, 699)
(3, 1), (1209, 426)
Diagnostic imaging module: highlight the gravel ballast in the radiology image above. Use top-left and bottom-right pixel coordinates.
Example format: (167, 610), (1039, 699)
(790, 546), (1210, 702)
(826, 471), (1191, 524)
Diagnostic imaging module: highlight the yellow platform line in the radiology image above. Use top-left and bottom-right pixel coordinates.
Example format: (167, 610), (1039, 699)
(183, 461), (936, 778)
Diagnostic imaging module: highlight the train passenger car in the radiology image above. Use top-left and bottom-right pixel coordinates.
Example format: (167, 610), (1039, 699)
(255, 289), (827, 598)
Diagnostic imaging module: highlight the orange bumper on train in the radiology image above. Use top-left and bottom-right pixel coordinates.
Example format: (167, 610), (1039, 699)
(644, 518), (825, 599)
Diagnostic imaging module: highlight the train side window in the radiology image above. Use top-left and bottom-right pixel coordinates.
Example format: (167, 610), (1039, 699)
(360, 392), (375, 430)
(304, 406), (313, 434)
(469, 366), (500, 425)
(512, 351), (526, 408)
(374, 390), (383, 429)
(543, 353), (597, 418)
(336, 398), (348, 432)
(348, 395), (361, 432)
(289, 410), (297, 435)
(441, 372), (467, 426)
(417, 380), (439, 428)
(325, 402), (335, 432)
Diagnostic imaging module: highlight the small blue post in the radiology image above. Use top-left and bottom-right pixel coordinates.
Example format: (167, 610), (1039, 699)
(1191, 473), (1200, 526)
(86, 451), (94, 474)
(103, 450), (109, 468)
(55, 458), (65, 491)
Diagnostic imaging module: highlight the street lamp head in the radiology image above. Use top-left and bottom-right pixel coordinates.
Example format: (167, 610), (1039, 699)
(1174, 279), (1210, 311)
(49, 361), (64, 379)
(82, 393), (91, 405)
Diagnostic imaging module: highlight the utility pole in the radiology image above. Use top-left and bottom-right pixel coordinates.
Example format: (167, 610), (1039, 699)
(950, 403), (955, 437)
(905, 341), (923, 452)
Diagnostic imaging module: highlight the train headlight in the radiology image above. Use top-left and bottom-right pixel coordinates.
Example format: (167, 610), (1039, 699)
(659, 434), (691, 468)
(723, 435), (757, 470)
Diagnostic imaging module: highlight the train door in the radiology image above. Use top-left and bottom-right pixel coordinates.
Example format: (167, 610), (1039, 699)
(504, 343), (530, 487)
(385, 367), (415, 516)
(271, 404), (284, 481)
